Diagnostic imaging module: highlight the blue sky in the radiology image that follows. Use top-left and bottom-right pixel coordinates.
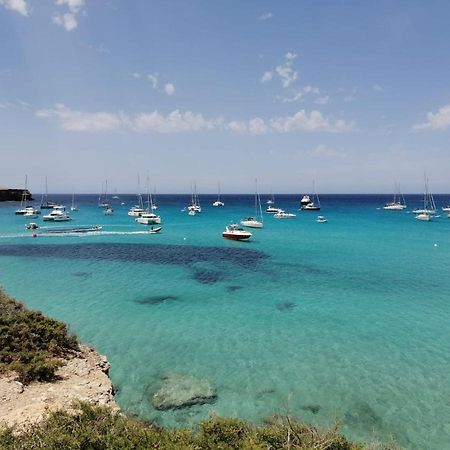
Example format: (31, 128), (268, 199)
(1, 0), (450, 194)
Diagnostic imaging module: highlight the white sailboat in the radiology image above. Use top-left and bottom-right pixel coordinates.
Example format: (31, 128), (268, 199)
(241, 180), (263, 228)
(383, 183), (406, 210)
(414, 175), (436, 221)
(136, 178), (161, 225)
(212, 182), (225, 207)
(70, 192), (78, 211)
(128, 176), (146, 216)
(188, 183), (201, 214)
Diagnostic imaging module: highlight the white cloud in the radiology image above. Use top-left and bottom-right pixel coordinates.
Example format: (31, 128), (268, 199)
(133, 110), (220, 133)
(36, 104), (353, 135)
(258, 12), (273, 21)
(147, 73), (158, 89)
(270, 110), (353, 133)
(36, 104), (123, 132)
(261, 52), (298, 88)
(0, 0), (29, 16)
(309, 144), (347, 159)
(280, 85), (322, 103)
(164, 83), (175, 96)
(314, 96), (330, 105)
(52, 13), (77, 31)
(53, 0), (85, 31)
(261, 71), (273, 83)
(132, 72), (141, 79)
(373, 84), (384, 92)
(275, 52), (298, 88)
(412, 104), (450, 131)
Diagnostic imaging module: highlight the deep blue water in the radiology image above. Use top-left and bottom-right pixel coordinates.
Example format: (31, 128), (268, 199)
(1, 193), (450, 449)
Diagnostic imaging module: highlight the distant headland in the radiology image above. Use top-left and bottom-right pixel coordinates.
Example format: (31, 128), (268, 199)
(0, 188), (33, 202)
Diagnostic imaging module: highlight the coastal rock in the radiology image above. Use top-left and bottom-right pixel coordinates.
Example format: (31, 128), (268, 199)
(0, 188), (33, 202)
(152, 373), (216, 410)
(0, 344), (118, 429)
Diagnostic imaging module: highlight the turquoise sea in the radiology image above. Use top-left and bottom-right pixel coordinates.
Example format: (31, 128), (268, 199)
(1, 194), (450, 449)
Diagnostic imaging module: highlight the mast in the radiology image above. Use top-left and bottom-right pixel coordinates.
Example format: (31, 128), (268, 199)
(255, 179), (263, 223)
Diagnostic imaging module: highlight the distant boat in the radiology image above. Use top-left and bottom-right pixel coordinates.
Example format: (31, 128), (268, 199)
(274, 210), (296, 219)
(383, 184), (406, 210)
(148, 226), (162, 234)
(15, 176), (40, 216)
(128, 176), (145, 216)
(300, 182), (321, 211)
(267, 189), (275, 205)
(104, 207), (114, 215)
(266, 205), (282, 214)
(188, 183), (201, 213)
(70, 192), (78, 211)
(212, 182), (224, 207)
(40, 176), (59, 209)
(42, 207), (71, 222)
(316, 215), (328, 223)
(98, 180), (110, 208)
(136, 178), (161, 224)
(241, 180), (263, 228)
(413, 175), (436, 219)
(222, 223), (252, 240)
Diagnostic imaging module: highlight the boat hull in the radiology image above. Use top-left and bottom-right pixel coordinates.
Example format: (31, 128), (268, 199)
(222, 232), (251, 240)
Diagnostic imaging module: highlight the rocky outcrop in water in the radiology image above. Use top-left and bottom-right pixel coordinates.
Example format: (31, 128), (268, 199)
(0, 189), (33, 202)
(152, 373), (216, 410)
(0, 345), (117, 429)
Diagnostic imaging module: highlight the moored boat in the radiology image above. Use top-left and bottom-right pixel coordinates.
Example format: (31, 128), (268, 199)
(222, 224), (252, 240)
(274, 210), (296, 218)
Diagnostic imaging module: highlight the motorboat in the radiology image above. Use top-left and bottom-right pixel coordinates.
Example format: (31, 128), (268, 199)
(104, 207), (114, 215)
(136, 212), (161, 225)
(301, 202), (321, 211)
(316, 215), (328, 223)
(300, 182), (321, 211)
(300, 195), (311, 207)
(274, 210), (296, 219)
(222, 224), (252, 240)
(240, 217), (263, 228)
(266, 205), (282, 214)
(128, 206), (146, 217)
(23, 208), (38, 218)
(26, 222), (39, 230)
(442, 205), (450, 212)
(42, 208), (71, 222)
(148, 226), (162, 234)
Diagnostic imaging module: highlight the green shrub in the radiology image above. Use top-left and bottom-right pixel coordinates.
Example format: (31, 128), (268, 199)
(0, 289), (78, 383)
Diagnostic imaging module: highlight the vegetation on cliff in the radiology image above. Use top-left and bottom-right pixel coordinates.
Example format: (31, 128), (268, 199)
(0, 401), (366, 450)
(0, 289), (78, 383)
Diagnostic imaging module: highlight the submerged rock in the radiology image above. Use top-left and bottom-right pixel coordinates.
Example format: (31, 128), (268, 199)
(152, 373), (217, 410)
(134, 295), (178, 305)
(192, 269), (224, 284)
(226, 285), (243, 292)
(276, 302), (297, 311)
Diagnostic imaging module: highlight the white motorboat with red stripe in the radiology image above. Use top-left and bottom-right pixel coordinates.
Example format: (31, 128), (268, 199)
(222, 224), (252, 240)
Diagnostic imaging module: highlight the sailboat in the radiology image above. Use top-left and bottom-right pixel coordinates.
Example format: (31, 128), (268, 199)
(40, 176), (60, 209)
(212, 182), (225, 207)
(300, 181), (321, 211)
(15, 175), (39, 216)
(413, 175), (436, 221)
(98, 180), (110, 208)
(383, 183), (406, 210)
(241, 180), (263, 228)
(128, 176), (146, 216)
(136, 188), (161, 225)
(70, 192), (78, 211)
(241, 180), (264, 228)
(188, 183), (201, 214)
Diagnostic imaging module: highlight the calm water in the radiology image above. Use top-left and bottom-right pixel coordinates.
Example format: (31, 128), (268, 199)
(1, 194), (450, 449)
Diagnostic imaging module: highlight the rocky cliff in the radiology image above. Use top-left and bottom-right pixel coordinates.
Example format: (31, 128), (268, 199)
(0, 189), (33, 202)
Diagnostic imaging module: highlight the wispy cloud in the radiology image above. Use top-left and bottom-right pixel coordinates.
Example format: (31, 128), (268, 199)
(373, 84), (384, 92)
(258, 12), (273, 21)
(36, 104), (123, 132)
(0, 0), (29, 16)
(262, 52), (298, 88)
(52, 0), (86, 32)
(133, 72), (175, 96)
(412, 104), (450, 131)
(309, 144), (348, 159)
(280, 85), (322, 103)
(36, 104), (354, 135)
(314, 95), (330, 105)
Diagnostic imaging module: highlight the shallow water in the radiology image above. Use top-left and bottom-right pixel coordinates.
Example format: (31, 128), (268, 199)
(1, 194), (450, 449)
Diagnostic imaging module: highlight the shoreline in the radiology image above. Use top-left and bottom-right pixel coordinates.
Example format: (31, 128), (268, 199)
(0, 344), (117, 429)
